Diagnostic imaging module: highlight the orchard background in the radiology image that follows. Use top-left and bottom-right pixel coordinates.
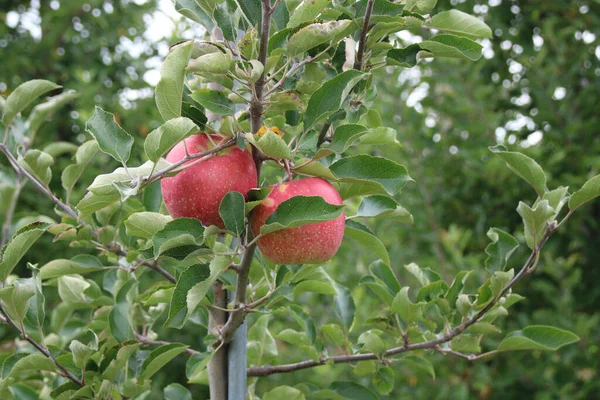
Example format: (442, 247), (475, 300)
(0, 0), (599, 399)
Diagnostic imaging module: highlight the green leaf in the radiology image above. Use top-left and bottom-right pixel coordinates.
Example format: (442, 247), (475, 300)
(26, 263), (44, 330)
(403, 262), (440, 287)
(0, 280), (35, 322)
(468, 322), (502, 335)
(356, 195), (413, 224)
(355, 0), (404, 17)
(264, 386), (306, 400)
(186, 351), (213, 382)
(484, 228), (519, 272)
(327, 124), (369, 153)
(344, 220), (390, 266)
(287, 0), (329, 27)
(294, 159), (337, 180)
(498, 325), (579, 351)
(358, 329), (385, 355)
(174, 0), (214, 28)
(144, 117), (198, 162)
(61, 140), (100, 195)
(139, 343), (188, 381)
(0, 221), (50, 282)
(417, 280), (448, 302)
(419, 34), (483, 61)
(489, 145), (547, 197)
(156, 41), (193, 120)
(320, 324), (346, 346)
(373, 366), (394, 394)
(165, 264), (210, 328)
(187, 51), (232, 74)
(190, 89), (235, 116)
(181, 256), (230, 327)
(9, 383), (40, 400)
(102, 343), (140, 381)
(451, 334), (482, 353)
(248, 315), (278, 364)
(304, 70), (367, 131)
(69, 330), (98, 369)
(536, 186), (569, 219)
(17, 149), (54, 185)
(276, 329), (311, 346)
(445, 270), (471, 306)
(288, 20), (353, 57)
(164, 383), (192, 400)
(294, 280), (338, 296)
(152, 218), (205, 258)
(109, 280), (136, 342)
(386, 44), (422, 67)
(7, 354), (56, 378)
(328, 381), (379, 400)
(57, 275), (90, 304)
(400, 354), (435, 378)
(369, 260), (400, 294)
(85, 107), (134, 164)
(334, 283), (355, 330)
(40, 254), (105, 280)
(247, 130), (292, 160)
(391, 287), (425, 324)
(405, 0), (436, 12)
(219, 191), (246, 235)
(125, 212), (173, 239)
(359, 127), (400, 146)
(516, 200), (555, 249)
(569, 175), (600, 211)
(2, 79), (61, 124)
(213, 0), (239, 41)
(428, 10), (492, 39)
(238, 0), (261, 26)
(330, 155), (412, 197)
(261, 196), (344, 235)
(26, 90), (79, 136)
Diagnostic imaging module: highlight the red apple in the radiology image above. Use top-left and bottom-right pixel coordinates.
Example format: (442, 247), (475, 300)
(161, 134), (257, 228)
(251, 177), (345, 264)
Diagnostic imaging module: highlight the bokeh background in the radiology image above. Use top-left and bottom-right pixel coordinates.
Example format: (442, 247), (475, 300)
(1, 0), (598, 398)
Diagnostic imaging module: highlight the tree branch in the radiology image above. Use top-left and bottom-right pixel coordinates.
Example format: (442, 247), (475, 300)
(0, 304), (83, 386)
(353, 0), (375, 71)
(247, 223), (557, 377)
(316, 1), (373, 150)
(220, 242), (257, 343)
(0, 143), (78, 220)
(0, 143), (176, 283)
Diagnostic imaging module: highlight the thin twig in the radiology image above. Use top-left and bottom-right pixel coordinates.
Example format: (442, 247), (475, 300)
(0, 304), (83, 386)
(142, 137), (237, 187)
(247, 224), (557, 377)
(105, 244), (176, 283)
(134, 332), (199, 356)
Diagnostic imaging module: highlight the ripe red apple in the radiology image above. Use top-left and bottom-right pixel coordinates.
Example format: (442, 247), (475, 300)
(161, 134), (257, 228)
(251, 177), (345, 264)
